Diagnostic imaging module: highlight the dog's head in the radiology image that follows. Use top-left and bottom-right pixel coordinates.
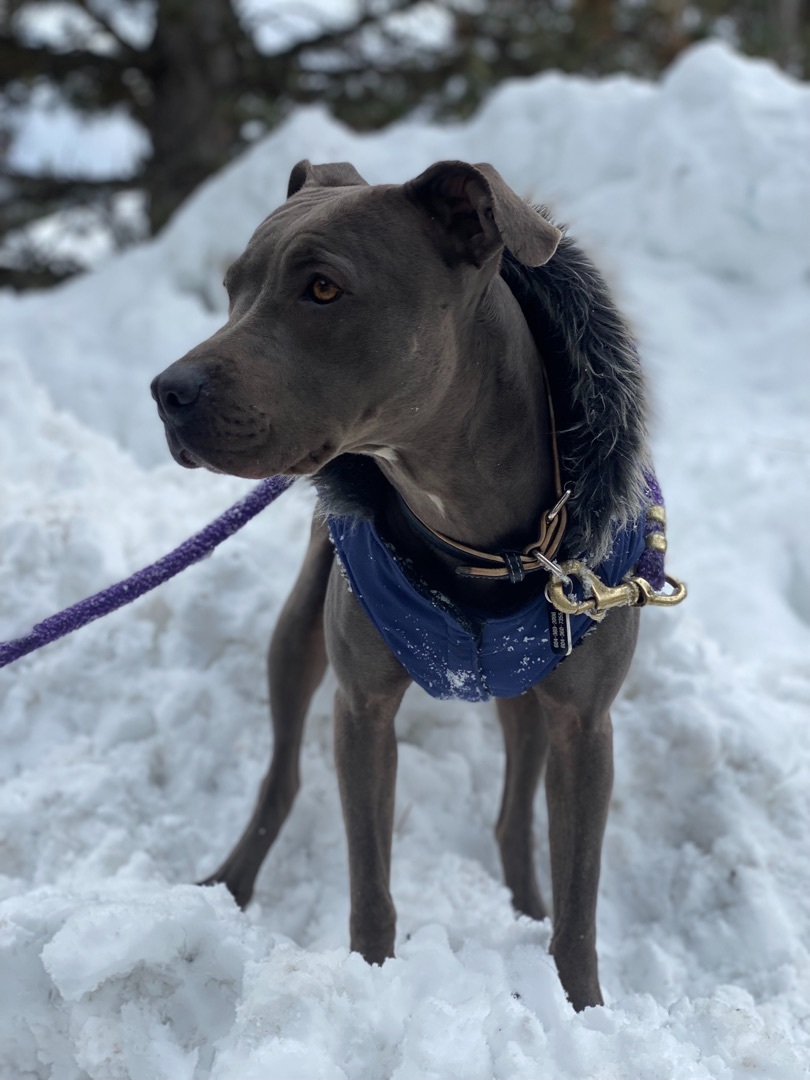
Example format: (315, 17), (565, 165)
(151, 160), (560, 478)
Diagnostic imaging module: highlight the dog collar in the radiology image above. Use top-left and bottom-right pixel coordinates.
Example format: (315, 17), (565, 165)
(396, 487), (570, 585)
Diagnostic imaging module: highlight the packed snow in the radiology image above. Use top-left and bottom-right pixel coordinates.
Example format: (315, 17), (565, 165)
(1, 41), (809, 1079)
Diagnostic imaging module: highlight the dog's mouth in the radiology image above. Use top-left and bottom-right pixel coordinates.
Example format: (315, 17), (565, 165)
(176, 446), (206, 470)
(163, 426), (209, 471)
(163, 420), (337, 479)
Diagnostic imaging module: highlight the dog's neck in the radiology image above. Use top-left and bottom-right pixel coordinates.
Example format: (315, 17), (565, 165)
(371, 275), (556, 552)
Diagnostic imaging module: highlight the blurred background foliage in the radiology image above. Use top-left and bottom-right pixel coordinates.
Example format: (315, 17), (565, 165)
(1, 0), (807, 289)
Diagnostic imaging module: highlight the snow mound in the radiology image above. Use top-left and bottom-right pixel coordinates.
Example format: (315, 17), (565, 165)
(1, 42), (809, 1079)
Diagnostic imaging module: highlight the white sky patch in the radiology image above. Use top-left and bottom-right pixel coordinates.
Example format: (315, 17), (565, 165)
(237, 0), (364, 52)
(13, 0), (154, 50)
(7, 86), (149, 178)
(11, 0), (109, 50)
(238, 0), (455, 54)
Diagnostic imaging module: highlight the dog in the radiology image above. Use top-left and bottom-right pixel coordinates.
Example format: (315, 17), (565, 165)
(151, 159), (660, 1011)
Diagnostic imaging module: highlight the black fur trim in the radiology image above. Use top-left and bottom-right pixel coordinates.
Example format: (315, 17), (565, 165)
(315, 453), (385, 524)
(316, 222), (650, 562)
(500, 229), (650, 560)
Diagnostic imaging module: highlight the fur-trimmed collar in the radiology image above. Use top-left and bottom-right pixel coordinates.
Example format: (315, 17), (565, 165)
(315, 224), (650, 564)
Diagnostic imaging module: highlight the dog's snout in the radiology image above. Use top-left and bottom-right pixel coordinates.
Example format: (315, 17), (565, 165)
(152, 365), (205, 416)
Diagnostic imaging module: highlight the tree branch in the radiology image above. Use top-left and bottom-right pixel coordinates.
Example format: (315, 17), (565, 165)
(0, 32), (135, 100)
(0, 169), (138, 232)
(264, 0), (427, 62)
(0, 263), (82, 290)
(71, 0), (141, 58)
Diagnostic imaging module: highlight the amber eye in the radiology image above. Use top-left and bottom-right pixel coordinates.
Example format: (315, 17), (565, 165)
(307, 277), (342, 304)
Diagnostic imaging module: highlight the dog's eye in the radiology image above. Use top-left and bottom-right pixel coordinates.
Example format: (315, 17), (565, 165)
(306, 277), (342, 304)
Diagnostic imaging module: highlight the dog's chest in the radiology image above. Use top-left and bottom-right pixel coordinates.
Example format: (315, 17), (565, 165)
(327, 513), (646, 702)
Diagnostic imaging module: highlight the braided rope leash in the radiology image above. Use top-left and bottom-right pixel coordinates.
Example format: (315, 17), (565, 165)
(0, 475), (295, 670)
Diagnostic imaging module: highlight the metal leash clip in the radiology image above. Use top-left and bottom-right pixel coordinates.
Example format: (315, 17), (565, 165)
(632, 573), (688, 608)
(546, 561), (687, 622)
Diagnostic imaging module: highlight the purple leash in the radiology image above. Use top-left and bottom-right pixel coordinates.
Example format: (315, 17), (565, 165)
(0, 475), (295, 670)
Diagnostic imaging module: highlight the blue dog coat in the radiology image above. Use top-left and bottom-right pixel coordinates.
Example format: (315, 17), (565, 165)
(328, 513), (647, 702)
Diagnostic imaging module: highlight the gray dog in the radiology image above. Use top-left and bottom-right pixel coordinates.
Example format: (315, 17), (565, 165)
(152, 159), (666, 1011)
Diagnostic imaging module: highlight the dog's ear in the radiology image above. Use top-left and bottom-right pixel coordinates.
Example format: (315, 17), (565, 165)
(404, 160), (560, 268)
(287, 159), (369, 198)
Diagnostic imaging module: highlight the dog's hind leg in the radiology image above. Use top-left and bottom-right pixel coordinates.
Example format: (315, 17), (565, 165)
(495, 693), (549, 921)
(535, 605), (640, 1011)
(201, 513), (333, 908)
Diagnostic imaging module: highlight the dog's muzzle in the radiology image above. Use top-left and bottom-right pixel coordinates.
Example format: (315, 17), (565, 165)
(151, 364), (208, 469)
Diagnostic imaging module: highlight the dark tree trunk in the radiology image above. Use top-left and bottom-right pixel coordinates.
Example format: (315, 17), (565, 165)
(776, 0), (805, 75)
(145, 0), (257, 232)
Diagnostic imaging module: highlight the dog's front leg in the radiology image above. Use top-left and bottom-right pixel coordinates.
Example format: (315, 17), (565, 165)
(334, 685), (402, 963)
(200, 515), (333, 907)
(535, 605), (640, 1011)
(325, 564), (411, 964)
(544, 701), (614, 1011)
(496, 693), (550, 921)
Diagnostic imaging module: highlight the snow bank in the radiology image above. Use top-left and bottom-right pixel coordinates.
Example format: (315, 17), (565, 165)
(1, 42), (809, 1078)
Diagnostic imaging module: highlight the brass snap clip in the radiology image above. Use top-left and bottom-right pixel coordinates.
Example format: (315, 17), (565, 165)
(632, 573), (688, 607)
(545, 561), (687, 622)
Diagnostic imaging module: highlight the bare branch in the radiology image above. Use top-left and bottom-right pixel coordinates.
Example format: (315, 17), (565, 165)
(0, 263), (81, 290)
(71, 0), (142, 58)
(0, 32), (134, 98)
(275, 0), (427, 61)
(0, 169), (138, 232)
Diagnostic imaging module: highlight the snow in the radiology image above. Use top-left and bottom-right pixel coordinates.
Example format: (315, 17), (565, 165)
(1, 41), (809, 1078)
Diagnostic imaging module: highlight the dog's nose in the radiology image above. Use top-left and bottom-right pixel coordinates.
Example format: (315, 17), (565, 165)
(152, 365), (205, 416)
